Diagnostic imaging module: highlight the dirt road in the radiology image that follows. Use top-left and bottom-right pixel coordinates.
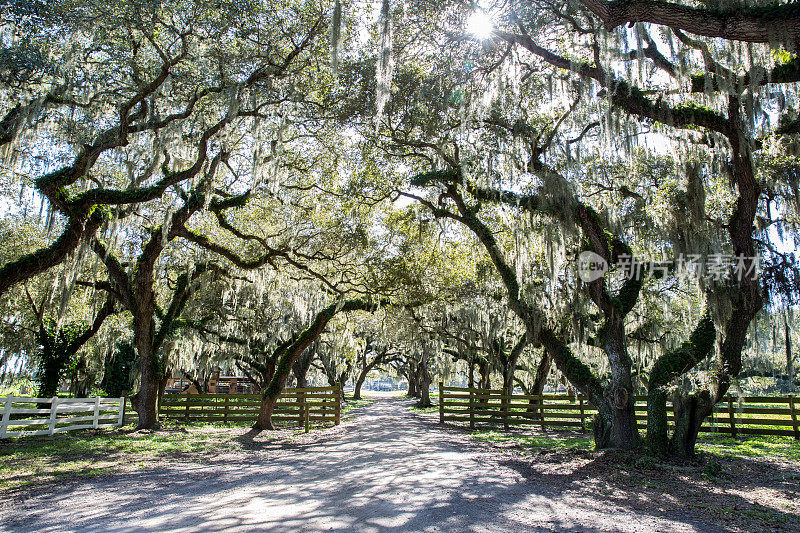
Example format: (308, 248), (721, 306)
(2, 397), (724, 532)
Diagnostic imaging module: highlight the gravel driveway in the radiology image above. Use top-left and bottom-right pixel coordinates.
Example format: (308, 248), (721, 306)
(1, 397), (724, 532)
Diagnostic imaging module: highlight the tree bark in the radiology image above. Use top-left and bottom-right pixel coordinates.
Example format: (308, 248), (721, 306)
(598, 320), (640, 450)
(353, 371), (368, 400)
(292, 343), (316, 389)
(575, 0), (800, 45)
(134, 323), (160, 430)
(786, 312), (795, 391)
(646, 315), (716, 456)
(502, 334), (528, 397)
(417, 344), (433, 408)
(256, 394), (276, 430)
(478, 360), (491, 390)
(527, 349), (552, 418)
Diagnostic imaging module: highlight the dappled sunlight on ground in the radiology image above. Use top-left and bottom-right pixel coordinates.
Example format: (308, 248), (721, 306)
(2, 398), (797, 532)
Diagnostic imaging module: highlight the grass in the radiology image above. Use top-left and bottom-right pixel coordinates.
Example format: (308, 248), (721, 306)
(470, 429), (593, 453)
(696, 434), (800, 462)
(0, 414), (346, 493)
(0, 424), (244, 492)
(466, 426), (800, 462)
(410, 404), (438, 412)
(342, 398), (373, 415)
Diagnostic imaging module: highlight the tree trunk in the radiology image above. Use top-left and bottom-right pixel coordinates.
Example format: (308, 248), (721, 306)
(134, 322), (160, 430)
(255, 394), (276, 430)
(527, 349), (552, 418)
(353, 370), (368, 400)
(478, 360), (491, 390)
(646, 315), (716, 456)
(406, 361), (420, 398)
(407, 370), (418, 397)
(292, 344), (316, 389)
(667, 391), (714, 459)
(417, 344), (433, 408)
(595, 322), (640, 450)
(353, 351), (385, 400)
(502, 335), (528, 397)
(36, 347), (63, 400)
(467, 362), (475, 389)
(786, 312), (794, 391)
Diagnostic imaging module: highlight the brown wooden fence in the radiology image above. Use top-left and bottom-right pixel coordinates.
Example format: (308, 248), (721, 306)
(438, 384), (800, 439)
(126, 385), (341, 429)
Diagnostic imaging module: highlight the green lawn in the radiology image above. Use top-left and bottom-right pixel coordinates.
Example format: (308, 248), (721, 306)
(467, 426), (800, 462)
(696, 434), (800, 462)
(342, 398), (374, 414)
(470, 429), (593, 452)
(0, 424), (241, 492)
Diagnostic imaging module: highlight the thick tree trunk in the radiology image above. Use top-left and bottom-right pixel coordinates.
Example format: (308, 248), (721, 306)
(598, 323), (640, 450)
(353, 371), (368, 400)
(478, 361), (491, 390)
(419, 376), (432, 407)
(502, 335), (528, 397)
(36, 347), (63, 400)
(406, 361), (420, 398)
(668, 391), (714, 459)
(527, 349), (552, 418)
(646, 315), (716, 456)
(467, 362), (475, 389)
(255, 395), (276, 430)
(134, 320), (160, 430)
(786, 313), (795, 391)
(353, 350), (385, 400)
(417, 344), (433, 408)
(407, 371), (418, 397)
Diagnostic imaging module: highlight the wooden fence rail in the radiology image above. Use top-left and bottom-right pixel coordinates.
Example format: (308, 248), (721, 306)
(438, 384), (800, 439)
(0, 396), (125, 438)
(140, 385), (342, 429)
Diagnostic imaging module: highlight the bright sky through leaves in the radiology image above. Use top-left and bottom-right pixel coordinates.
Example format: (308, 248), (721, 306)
(466, 10), (494, 40)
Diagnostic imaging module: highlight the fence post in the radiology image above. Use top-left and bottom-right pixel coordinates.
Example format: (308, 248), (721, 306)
(501, 391), (509, 430)
(0, 395), (12, 438)
(185, 394), (190, 422)
(439, 382), (444, 424)
(48, 396), (59, 435)
(727, 395), (737, 438)
(790, 394), (799, 440)
(334, 383), (341, 426)
(121, 390), (129, 426)
(304, 402), (310, 433)
(540, 395), (546, 431)
(224, 395), (230, 424)
(93, 396), (101, 429)
(117, 396), (125, 427)
(469, 388), (475, 429)
(298, 391), (305, 428)
(579, 397), (585, 430)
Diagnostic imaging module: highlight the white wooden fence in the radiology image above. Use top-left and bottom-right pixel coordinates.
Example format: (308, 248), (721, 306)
(0, 396), (125, 438)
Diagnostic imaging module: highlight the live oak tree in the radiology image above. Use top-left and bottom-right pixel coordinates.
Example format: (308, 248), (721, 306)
(357, 0), (800, 454)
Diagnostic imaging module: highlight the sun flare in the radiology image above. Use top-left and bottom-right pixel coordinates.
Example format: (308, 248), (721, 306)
(466, 10), (494, 40)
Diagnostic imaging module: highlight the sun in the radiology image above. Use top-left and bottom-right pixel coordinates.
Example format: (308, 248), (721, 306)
(466, 10), (494, 40)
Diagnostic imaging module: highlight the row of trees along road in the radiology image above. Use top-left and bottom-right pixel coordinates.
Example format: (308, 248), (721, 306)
(0, 0), (798, 458)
